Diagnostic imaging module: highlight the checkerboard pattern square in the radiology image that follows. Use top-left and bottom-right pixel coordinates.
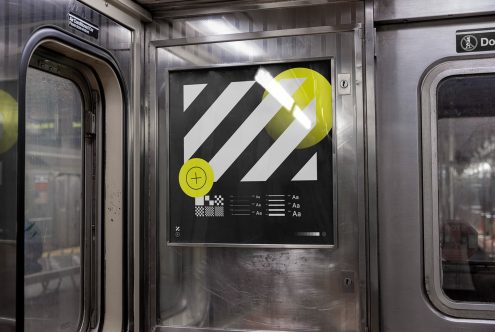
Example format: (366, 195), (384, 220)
(194, 195), (224, 217)
(195, 206), (204, 217)
(205, 206), (215, 217)
(214, 206), (224, 217)
(214, 195), (224, 206)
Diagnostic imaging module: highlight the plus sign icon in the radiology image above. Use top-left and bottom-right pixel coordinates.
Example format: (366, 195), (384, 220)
(186, 167), (207, 190)
(178, 158), (214, 197)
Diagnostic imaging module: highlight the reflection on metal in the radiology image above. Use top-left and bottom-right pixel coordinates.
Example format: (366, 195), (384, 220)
(0, 316), (15, 326)
(138, 0), (359, 19)
(160, 249), (355, 330)
(151, 25), (358, 47)
(375, 0), (495, 23)
(186, 18), (265, 57)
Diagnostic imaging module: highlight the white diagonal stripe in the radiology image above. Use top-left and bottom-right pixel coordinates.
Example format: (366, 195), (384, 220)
(241, 99), (317, 182)
(291, 152), (318, 181)
(183, 81), (255, 162)
(184, 84), (207, 111)
(209, 78), (306, 181)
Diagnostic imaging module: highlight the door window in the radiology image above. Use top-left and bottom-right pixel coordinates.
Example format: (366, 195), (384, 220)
(436, 74), (495, 303)
(24, 66), (85, 331)
(422, 59), (495, 319)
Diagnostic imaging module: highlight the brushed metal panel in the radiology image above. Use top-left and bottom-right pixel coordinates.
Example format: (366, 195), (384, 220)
(147, 2), (366, 331)
(376, 18), (495, 332)
(136, 0), (361, 19)
(148, 2), (363, 42)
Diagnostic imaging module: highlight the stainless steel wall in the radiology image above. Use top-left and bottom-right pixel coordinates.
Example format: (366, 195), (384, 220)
(145, 2), (367, 331)
(135, 0), (361, 19)
(375, 0), (495, 22)
(0, 1), (132, 330)
(376, 15), (495, 332)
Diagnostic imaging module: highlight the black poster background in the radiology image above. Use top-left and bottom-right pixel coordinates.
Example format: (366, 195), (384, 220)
(168, 60), (334, 245)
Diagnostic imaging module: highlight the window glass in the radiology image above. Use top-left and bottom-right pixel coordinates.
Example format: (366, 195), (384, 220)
(437, 74), (495, 303)
(24, 67), (83, 331)
(0, 86), (18, 332)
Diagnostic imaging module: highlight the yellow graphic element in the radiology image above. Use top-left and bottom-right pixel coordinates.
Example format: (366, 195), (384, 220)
(264, 68), (332, 149)
(0, 90), (18, 154)
(179, 158), (214, 197)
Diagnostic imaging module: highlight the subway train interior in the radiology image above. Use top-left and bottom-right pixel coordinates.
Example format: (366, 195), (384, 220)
(2, 0), (495, 331)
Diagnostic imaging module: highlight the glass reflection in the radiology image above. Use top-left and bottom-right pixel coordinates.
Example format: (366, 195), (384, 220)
(0, 87), (18, 331)
(24, 68), (83, 331)
(437, 74), (495, 303)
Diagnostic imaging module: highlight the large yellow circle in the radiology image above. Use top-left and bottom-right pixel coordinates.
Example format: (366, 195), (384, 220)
(0, 90), (18, 154)
(264, 68), (332, 149)
(179, 158), (214, 197)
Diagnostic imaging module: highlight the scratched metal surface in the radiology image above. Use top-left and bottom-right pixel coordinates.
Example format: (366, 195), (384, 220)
(148, 2), (364, 331)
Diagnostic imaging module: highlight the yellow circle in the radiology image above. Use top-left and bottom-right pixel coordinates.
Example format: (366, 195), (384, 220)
(179, 158), (214, 197)
(0, 90), (18, 154)
(264, 68), (332, 149)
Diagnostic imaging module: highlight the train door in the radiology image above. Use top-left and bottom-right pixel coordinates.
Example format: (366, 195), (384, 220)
(376, 1), (495, 331)
(18, 33), (126, 331)
(0, 1), (137, 331)
(143, 1), (370, 331)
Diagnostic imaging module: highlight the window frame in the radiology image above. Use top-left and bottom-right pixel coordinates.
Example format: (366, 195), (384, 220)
(422, 58), (495, 320)
(24, 48), (101, 331)
(18, 27), (131, 332)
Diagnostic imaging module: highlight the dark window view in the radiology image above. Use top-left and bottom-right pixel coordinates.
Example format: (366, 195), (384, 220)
(0, 86), (18, 331)
(437, 74), (495, 303)
(24, 67), (83, 331)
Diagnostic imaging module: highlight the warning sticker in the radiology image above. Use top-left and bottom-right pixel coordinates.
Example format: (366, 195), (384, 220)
(168, 60), (334, 246)
(68, 13), (99, 39)
(456, 28), (495, 53)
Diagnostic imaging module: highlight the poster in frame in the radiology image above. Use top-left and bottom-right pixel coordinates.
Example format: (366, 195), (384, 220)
(167, 58), (336, 248)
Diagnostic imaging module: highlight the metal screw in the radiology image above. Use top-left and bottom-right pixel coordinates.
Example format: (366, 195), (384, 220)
(340, 79), (349, 89)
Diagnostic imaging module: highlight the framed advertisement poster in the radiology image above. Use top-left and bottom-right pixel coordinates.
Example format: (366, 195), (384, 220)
(168, 59), (335, 247)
